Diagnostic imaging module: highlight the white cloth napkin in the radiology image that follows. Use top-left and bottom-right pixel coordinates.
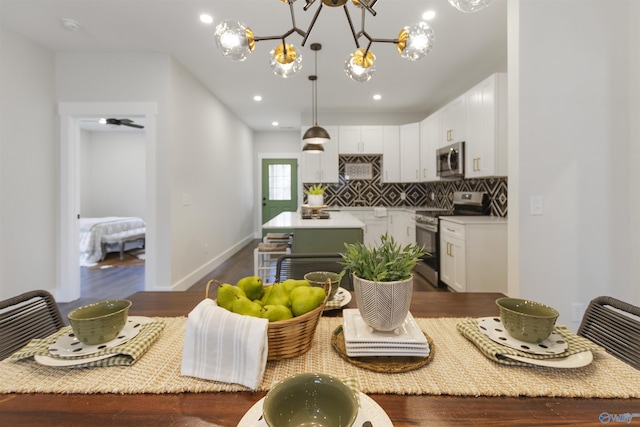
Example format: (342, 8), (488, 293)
(181, 299), (269, 389)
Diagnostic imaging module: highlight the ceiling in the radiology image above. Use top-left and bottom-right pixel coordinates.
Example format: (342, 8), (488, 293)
(0, 0), (507, 132)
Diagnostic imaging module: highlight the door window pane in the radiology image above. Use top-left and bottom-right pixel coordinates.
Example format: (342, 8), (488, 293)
(268, 164), (292, 200)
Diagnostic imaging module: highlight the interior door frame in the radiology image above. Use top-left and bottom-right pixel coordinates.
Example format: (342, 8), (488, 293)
(57, 102), (158, 302)
(256, 153), (301, 238)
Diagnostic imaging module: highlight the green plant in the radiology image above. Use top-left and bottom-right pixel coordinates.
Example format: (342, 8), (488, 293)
(340, 233), (425, 282)
(304, 184), (328, 195)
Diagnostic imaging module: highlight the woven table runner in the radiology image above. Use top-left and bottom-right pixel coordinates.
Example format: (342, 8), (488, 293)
(1, 316), (640, 397)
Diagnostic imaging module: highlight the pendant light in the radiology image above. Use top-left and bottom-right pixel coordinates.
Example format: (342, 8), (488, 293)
(303, 43), (330, 151)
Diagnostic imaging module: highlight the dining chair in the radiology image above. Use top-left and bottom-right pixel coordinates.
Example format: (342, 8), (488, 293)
(0, 289), (65, 360)
(577, 296), (640, 370)
(275, 253), (352, 290)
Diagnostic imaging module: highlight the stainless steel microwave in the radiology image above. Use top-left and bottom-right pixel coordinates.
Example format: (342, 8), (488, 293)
(436, 141), (465, 178)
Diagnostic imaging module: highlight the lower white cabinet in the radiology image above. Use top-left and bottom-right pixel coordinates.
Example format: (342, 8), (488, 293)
(388, 210), (416, 247)
(439, 217), (507, 293)
(346, 210), (387, 247)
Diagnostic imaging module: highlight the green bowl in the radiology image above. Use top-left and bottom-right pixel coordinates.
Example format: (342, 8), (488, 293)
(496, 298), (559, 343)
(67, 300), (131, 345)
(263, 373), (358, 427)
(304, 271), (341, 299)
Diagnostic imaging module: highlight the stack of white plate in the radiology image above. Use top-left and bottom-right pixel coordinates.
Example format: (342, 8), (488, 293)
(342, 309), (430, 357)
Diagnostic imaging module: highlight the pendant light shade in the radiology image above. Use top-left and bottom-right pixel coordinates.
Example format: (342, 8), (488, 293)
(302, 44), (330, 150)
(303, 125), (331, 144)
(302, 142), (325, 153)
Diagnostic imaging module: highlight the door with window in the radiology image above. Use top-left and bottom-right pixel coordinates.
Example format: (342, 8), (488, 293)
(262, 159), (298, 224)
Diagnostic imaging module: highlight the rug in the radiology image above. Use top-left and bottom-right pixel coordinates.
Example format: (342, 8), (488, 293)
(89, 248), (145, 269)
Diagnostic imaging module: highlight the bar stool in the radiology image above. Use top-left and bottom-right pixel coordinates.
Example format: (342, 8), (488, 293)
(254, 242), (290, 284)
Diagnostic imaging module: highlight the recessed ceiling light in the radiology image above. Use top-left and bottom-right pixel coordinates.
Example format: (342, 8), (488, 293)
(422, 10), (436, 21)
(272, 121), (279, 127)
(200, 14), (213, 24)
(253, 95), (262, 101)
(373, 94), (382, 101)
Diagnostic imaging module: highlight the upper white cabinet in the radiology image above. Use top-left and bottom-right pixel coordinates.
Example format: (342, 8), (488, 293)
(381, 126), (401, 183)
(301, 126), (339, 183)
(419, 112), (441, 182)
(338, 126), (384, 154)
(382, 123), (421, 183)
(440, 95), (466, 146)
(400, 123), (421, 182)
(465, 73), (508, 178)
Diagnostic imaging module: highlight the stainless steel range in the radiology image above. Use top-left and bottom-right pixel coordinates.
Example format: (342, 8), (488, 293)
(414, 192), (490, 287)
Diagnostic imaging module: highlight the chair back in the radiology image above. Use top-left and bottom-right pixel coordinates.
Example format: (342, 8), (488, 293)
(0, 290), (65, 360)
(577, 296), (640, 370)
(275, 253), (352, 290)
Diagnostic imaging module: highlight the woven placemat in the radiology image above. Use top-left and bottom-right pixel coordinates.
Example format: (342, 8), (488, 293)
(331, 325), (435, 373)
(1, 316), (640, 398)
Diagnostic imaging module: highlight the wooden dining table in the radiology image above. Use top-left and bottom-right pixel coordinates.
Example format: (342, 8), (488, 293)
(2, 291), (638, 426)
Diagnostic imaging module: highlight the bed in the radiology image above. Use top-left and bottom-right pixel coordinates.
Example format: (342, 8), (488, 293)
(79, 217), (146, 266)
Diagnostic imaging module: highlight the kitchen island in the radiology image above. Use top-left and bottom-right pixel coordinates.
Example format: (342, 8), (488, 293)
(262, 210), (364, 253)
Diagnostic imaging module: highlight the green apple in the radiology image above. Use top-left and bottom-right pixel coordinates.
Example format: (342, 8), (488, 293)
(231, 295), (263, 318)
(217, 283), (246, 311)
(261, 304), (293, 322)
(290, 286), (325, 316)
(237, 275), (264, 301)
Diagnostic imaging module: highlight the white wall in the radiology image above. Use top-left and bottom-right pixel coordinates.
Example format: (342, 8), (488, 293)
(0, 27), (57, 300)
(168, 58), (255, 289)
(511, 0), (640, 329)
(80, 130), (146, 218)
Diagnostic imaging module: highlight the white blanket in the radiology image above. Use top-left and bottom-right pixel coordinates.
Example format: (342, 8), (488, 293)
(79, 217), (146, 266)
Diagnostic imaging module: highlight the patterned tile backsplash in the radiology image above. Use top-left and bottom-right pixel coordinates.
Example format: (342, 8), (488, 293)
(304, 155), (508, 217)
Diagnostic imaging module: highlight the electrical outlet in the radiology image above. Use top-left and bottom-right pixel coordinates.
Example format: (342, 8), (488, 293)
(571, 303), (585, 322)
(400, 192), (407, 200)
(203, 243), (209, 254)
(430, 192), (435, 201)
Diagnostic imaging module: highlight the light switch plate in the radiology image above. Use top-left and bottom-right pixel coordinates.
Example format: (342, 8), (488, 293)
(530, 196), (543, 215)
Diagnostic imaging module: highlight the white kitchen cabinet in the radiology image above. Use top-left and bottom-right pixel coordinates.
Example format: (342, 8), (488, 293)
(338, 126), (384, 154)
(381, 126), (400, 183)
(439, 217), (507, 293)
(363, 212), (387, 247)
(345, 210), (387, 247)
(419, 112), (441, 182)
(400, 123), (421, 182)
(301, 126), (339, 183)
(440, 95), (466, 146)
(387, 210), (416, 247)
(465, 73), (508, 178)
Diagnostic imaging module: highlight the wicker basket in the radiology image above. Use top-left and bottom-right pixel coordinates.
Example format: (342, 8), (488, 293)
(206, 279), (329, 361)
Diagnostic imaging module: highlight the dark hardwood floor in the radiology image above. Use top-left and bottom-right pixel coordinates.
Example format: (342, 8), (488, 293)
(58, 239), (446, 319)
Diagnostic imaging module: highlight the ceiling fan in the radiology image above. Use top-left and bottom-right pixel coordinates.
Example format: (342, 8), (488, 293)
(104, 118), (144, 129)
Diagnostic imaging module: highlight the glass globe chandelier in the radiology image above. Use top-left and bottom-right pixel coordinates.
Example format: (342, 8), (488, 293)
(448, 0), (493, 13)
(213, 0), (437, 82)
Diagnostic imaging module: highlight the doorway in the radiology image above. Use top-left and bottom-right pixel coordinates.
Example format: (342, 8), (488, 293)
(58, 102), (158, 303)
(261, 158), (298, 224)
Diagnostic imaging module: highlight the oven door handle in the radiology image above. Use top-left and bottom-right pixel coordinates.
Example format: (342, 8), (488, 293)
(416, 223), (438, 233)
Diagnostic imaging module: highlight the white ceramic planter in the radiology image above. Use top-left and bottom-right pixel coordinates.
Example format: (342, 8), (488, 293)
(352, 274), (413, 333)
(307, 194), (324, 207)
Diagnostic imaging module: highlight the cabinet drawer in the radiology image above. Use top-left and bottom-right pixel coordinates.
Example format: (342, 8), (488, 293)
(440, 221), (465, 240)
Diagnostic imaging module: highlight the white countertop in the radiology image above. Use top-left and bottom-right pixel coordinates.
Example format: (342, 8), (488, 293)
(440, 216), (508, 225)
(262, 211), (365, 229)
